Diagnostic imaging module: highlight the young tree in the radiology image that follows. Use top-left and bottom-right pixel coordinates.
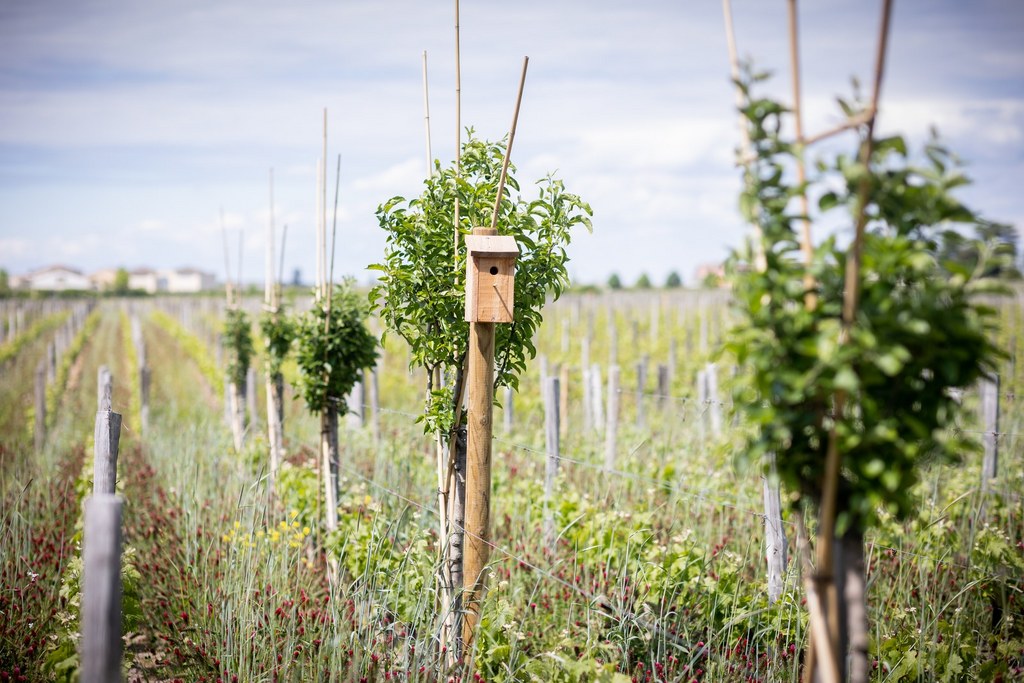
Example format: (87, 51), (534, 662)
(634, 273), (652, 289)
(294, 279), (378, 532)
(664, 270), (683, 288)
(112, 267), (130, 295)
(606, 273), (622, 290)
(371, 132), (591, 658)
(727, 71), (1003, 680)
(223, 307), (253, 451)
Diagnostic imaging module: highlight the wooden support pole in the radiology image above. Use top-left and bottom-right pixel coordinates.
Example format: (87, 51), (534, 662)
(763, 453), (788, 603)
(34, 362), (46, 453)
(543, 376), (561, 542)
(246, 365), (258, 428)
(981, 373), (1000, 490)
(370, 365), (381, 445)
(590, 363), (604, 434)
(321, 409), (339, 531)
(503, 384), (514, 434)
(635, 358), (648, 429)
(707, 362), (722, 437)
(605, 365), (620, 471)
(657, 364), (670, 411)
(140, 365), (150, 437)
(462, 319), (495, 649)
(558, 364), (569, 440)
(81, 494), (123, 683)
(94, 407), (122, 496)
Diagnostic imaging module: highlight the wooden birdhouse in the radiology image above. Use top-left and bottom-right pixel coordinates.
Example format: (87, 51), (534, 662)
(464, 230), (519, 323)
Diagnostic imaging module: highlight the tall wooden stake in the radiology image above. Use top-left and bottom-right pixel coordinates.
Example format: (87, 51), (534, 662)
(422, 51), (434, 178)
(81, 494), (123, 683)
(463, 315), (495, 650)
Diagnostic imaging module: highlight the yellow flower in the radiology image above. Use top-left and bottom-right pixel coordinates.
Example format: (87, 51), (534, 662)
(289, 509), (299, 519)
(270, 530), (281, 543)
(302, 526), (311, 536)
(221, 534), (231, 543)
(234, 520), (241, 530)
(291, 521), (300, 529)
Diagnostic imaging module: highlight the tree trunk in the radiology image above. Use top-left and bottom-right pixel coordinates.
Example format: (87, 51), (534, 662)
(229, 380), (246, 452)
(321, 407), (339, 532)
(266, 371), (285, 499)
(445, 427), (467, 661)
(837, 528), (869, 683)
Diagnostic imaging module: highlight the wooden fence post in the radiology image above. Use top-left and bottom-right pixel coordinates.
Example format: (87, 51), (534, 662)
(706, 362), (722, 437)
(370, 365), (381, 445)
(981, 373), (1000, 490)
(635, 358), (648, 429)
(763, 453), (788, 603)
(543, 376), (561, 542)
(605, 365), (620, 471)
(590, 363), (604, 434)
(80, 494), (123, 683)
(347, 377), (365, 429)
(47, 340), (57, 384)
(34, 362), (46, 452)
(140, 365), (151, 436)
(582, 334), (592, 433)
(559, 364), (569, 440)
(657, 364), (670, 411)
(95, 369), (121, 496)
(246, 365), (258, 428)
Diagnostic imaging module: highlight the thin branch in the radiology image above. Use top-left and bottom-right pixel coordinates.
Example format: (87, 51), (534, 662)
(489, 57), (530, 230)
(804, 109), (875, 146)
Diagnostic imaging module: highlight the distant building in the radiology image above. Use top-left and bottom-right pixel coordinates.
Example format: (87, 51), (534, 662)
(164, 268), (216, 293)
(694, 262), (728, 288)
(129, 268), (166, 294)
(90, 268), (120, 291)
(18, 265), (92, 291)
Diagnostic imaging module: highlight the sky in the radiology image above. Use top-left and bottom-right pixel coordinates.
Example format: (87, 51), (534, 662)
(1, 0), (1022, 288)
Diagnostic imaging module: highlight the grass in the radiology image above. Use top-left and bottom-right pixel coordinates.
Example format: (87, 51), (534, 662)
(0, 291), (1021, 682)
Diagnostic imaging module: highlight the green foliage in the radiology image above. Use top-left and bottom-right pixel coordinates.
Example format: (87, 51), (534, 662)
(607, 273), (622, 290)
(726, 72), (1004, 533)
(294, 279), (378, 415)
(151, 309), (224, 396)
(665, 271), (683, 288)
(223, 307), (253, 388)
(112, 267), (130, 294)
(0, 269), (8, 295)
(259, 307), (295, 376)
(634, 273), (652, 289)
(0, 309), (71, 365)
(370, 132), (592, 435)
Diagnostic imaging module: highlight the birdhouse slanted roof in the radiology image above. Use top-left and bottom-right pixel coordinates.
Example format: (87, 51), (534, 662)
(465, 234), (519, 258)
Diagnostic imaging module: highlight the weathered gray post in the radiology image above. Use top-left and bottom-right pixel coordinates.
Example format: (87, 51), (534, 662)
(346, 377), (365, 429)
(706, 362), (722, 437)
(657, 364), (670, 411)
(94, 370), (121, 495)
(590, 363), (604, 434)
(34, 362), (46, 452)
(47, 340), (57, 384)
(140, 366), (151, 436)
(604, 366), (620, 471)
(981, 373), (1000, 490)
(369, 365), (381, 445)
(543, 376), (561, 542)
(246, 365), (258, 427)
(763, 453), (788, 603)
(635, 358), (648, 429)
(80, 494), (123, 683)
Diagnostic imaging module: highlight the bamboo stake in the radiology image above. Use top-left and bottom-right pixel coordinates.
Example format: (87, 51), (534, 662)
(321, 109), (329, 300)
(787, 0), (816, 308)
(315, 157), (323, 297)
(813, 2), (894, 681)
(221, 207), (233, 307)
(266, 168), (275, 307)
(453, 0), (462, 267)
(489, 57), (530, 230)
(422, 51), (434, 178)
(721, 0), (766, 272)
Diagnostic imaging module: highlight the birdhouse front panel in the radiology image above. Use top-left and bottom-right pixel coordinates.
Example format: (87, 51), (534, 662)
(465, 233), (519, 323)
